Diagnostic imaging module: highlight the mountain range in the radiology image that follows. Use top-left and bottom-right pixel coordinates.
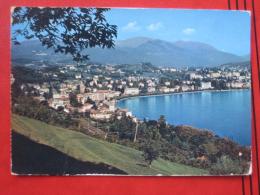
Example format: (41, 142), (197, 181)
(12, 37), (249, 67)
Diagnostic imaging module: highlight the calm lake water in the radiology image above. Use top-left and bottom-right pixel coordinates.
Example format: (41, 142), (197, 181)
(117, 89), (251, 146)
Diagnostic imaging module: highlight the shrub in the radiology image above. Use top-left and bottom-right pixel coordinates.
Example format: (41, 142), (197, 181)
(210, 155), (244, 175)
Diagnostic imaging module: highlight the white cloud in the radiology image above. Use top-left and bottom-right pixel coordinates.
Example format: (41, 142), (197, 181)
(146, 22), (163, 31)
(122, 21), (140, 32)
(182, 28), (196, 35)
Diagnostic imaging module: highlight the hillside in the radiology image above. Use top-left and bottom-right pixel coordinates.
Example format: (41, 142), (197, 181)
(219, 61), (250, 69)
(12, 131), (126, 175)
(11, 114), (208, 175)
(11, 37), (248, 67)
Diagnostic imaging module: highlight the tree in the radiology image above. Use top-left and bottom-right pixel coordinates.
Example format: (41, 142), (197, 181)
(11, 80), (23, 104)
(57, 106), (64, 112)
(142, 145), (159, 167)
(210, 155), (243, 175)
(12, 7), (117, 62)
(158, 115), (168, 137)
(69, 92), (82, 107)
(158, 115), (166, 128)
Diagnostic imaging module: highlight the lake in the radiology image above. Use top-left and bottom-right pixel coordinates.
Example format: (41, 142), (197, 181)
(117, 89), (251, 146)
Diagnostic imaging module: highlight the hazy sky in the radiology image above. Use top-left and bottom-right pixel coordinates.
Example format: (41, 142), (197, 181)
(12, 8), (250, 56)
(105, 8), (250, 56)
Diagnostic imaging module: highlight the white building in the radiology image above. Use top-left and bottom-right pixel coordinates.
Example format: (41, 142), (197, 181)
(181, 85), (190, 92)
(232, 72), (240, 77)
(139, 83), (145, 88)
(75, 74), (82, 79)
(230, 82), (244, 88)
(49, 98), (69, 109)
(103, 100), (116, 112)
(164, 81), (171, 86)
(201, 82), (212, 89)
(39, 87), (49, 94)
(159, 87), (170, 93)
(189, 72), (203, 80)
(147, 87), (156, 93)
(90, 110), (113, 121)
(210, 72), (221, 78)
(79, 90), (120, 103)
(169, 86), (180, 92)
(124, 88), (139, 96)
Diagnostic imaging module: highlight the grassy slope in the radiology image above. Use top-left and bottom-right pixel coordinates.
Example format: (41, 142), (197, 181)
(12, 114), (208, 175)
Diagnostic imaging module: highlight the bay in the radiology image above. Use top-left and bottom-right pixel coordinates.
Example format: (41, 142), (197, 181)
(117, 89), (251, 145)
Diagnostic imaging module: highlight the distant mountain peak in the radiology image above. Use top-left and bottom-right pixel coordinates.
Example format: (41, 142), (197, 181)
(116, 37), (154, 48)
(12, 37), (247, 67)
(174, 40), (217, 51)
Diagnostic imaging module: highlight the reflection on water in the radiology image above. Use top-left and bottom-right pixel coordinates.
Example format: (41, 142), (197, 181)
(117, 90), (251, 145)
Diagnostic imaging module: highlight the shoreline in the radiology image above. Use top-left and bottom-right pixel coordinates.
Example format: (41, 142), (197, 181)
(115, 88), (251, 146)
(116, 88), (250, 101)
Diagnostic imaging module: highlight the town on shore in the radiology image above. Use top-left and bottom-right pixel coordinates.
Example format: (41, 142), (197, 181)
(11, 62), (251, 122)
(11, 62), (252, 175)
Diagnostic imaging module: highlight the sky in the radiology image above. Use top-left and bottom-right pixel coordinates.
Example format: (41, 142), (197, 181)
(104, 9), (250, 56)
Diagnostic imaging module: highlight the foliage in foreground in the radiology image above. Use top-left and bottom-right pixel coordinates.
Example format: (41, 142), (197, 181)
(12, 7), (117, 62)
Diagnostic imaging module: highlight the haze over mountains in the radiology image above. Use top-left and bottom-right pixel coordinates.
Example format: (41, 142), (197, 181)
(12, 37), (249, 67)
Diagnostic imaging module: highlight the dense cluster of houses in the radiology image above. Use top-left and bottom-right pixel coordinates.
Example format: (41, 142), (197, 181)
(12, 63), (251, 122)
